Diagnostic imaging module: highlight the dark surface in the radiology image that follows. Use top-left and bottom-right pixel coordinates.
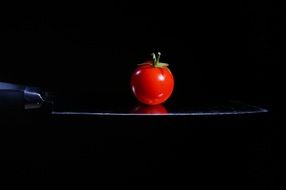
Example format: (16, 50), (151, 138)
(0, 1), (282, 189)
(1, 109), (280, 189)
(0, 90), (280, 189)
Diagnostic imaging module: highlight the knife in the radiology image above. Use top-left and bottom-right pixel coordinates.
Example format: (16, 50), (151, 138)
(0, 82), (268, 116)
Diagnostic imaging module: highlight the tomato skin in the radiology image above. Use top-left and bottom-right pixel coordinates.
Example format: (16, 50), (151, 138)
(131, 63), (174, 105)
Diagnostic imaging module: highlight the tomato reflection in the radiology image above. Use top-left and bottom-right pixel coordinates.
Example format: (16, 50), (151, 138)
(131, 104), (168, 115)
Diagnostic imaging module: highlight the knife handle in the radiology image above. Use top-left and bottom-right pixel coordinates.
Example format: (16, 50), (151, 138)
(0, 90), (25, 110)
(0, 82), (45, 111)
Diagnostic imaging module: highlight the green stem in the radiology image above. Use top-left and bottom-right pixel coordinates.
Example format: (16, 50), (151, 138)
(152, 53), (157, 67)
(152, 52), (161, 67)
(157, 52), (161, 64)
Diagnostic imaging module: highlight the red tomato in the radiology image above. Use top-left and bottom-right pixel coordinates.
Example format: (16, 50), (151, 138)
(131, 52), (174, 105)
(131, 104), (168, 114)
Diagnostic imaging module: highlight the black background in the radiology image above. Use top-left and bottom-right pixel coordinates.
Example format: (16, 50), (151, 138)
(0, 1), (283, 189)
(0, 1), (283, 107)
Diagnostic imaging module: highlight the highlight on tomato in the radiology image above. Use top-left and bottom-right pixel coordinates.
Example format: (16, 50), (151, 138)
(131, 52), (174, 105)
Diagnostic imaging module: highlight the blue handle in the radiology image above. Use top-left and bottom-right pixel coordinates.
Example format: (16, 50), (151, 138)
(0, 82), (45, 110)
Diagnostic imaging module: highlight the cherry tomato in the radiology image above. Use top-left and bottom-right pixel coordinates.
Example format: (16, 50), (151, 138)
(131, 104), (168, 114)
(131, 52), (174, 105)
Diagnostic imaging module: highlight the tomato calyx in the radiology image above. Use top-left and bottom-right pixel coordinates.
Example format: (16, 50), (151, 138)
(152, 52), (169, 67)
(137, 52), (169, 68)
